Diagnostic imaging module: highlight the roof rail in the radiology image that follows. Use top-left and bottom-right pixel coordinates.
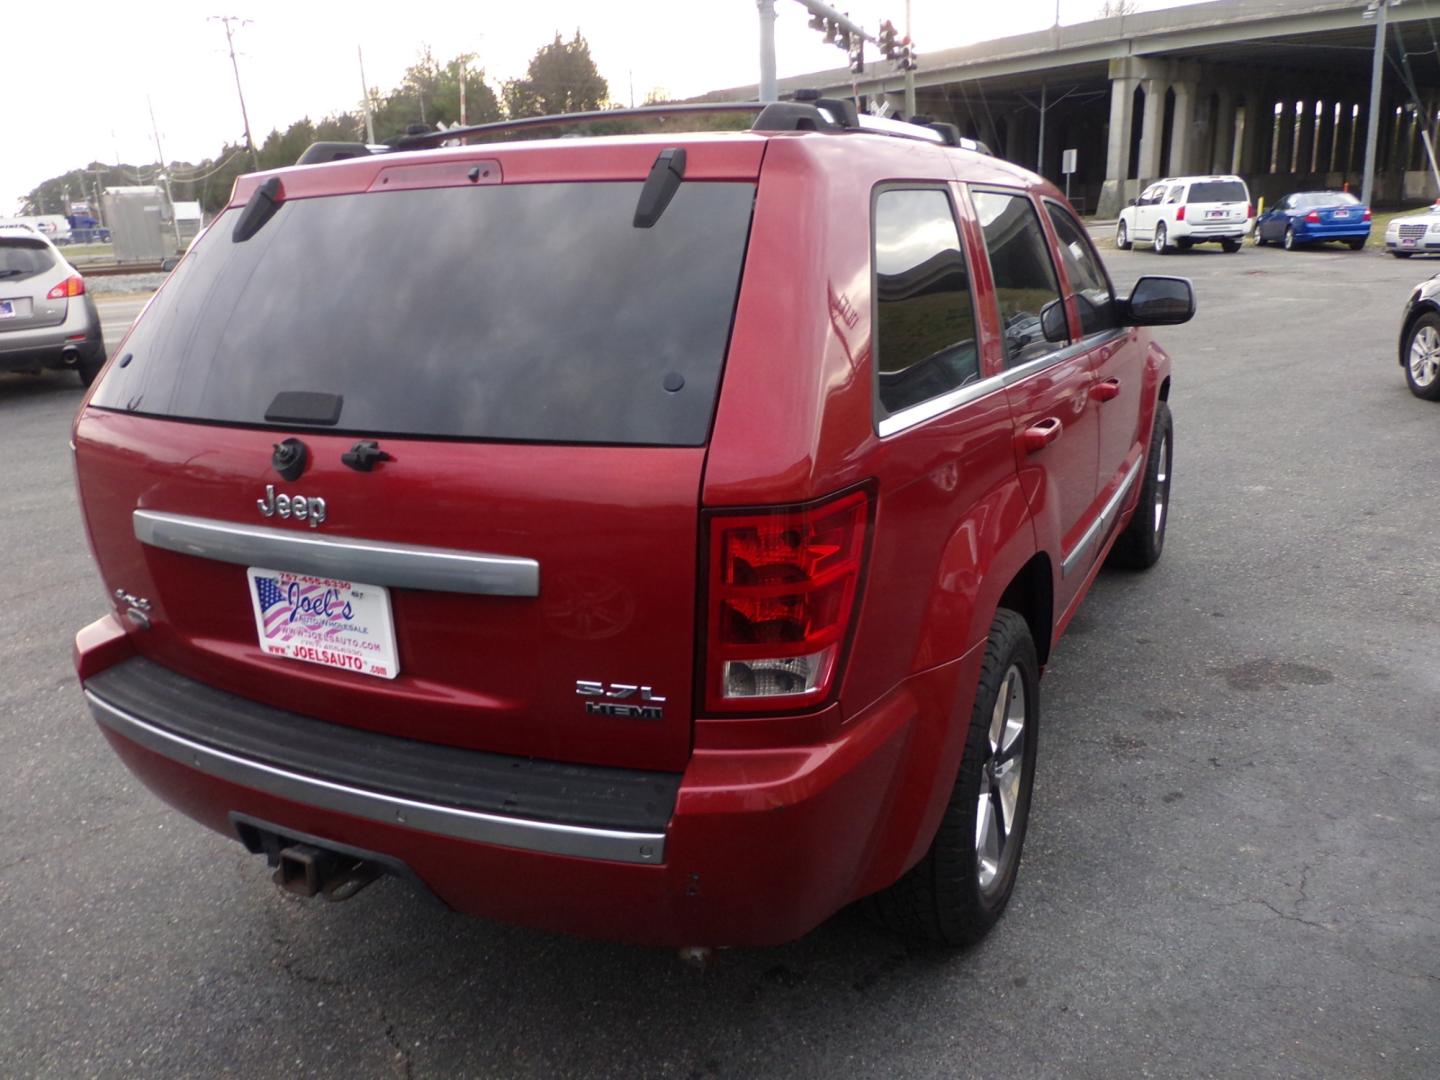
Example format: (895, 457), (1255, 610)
(295, 141), (390, 166)
(389, 103), (767, 150)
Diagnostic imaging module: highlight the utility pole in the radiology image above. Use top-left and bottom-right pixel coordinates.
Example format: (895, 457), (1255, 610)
(1360, 0), (1392, 209)
(757, 0), (778, 102)
(211, 15), (260, 171)
(358, 46), (375, 144)
(903, 0), (915, 116)
(147, 95), (184, 253)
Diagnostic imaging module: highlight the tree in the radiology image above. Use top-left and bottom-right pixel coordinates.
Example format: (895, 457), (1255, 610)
(370, 47), (500, 140)
(504, 32), (608, 118)
(1097, 0), (1139, 15)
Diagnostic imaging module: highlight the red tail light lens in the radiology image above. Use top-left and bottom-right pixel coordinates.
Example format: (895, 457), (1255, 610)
(1363, 208), (1373, 221)
(1248, 203), (1255, 219)
(703, 488), (870, 713)
(46, 275), (85, 299)
(1175, 205), (1186, 221)
(1305, 210), (1321, 223)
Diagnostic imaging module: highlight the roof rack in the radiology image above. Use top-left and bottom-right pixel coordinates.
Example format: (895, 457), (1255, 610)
(293, 98), (993, 165)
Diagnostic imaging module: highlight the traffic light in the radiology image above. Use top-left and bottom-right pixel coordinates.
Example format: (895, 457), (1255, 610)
(878, 19), (898, 59)
(849, 38), (865, 75)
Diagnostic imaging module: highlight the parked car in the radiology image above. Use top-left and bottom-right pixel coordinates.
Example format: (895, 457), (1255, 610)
(71, 101), (1193, 949)
(0, 223), (105, 385)
(1398, 276), (1440, 399)
(1254, 191), (1371, 250)
(1384, 200), (1440, 258)
(1116, 174), (1253, 253)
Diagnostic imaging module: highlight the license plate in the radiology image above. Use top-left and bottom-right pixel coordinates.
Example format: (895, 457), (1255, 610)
(0, 300), (13, 319)
(247, 567), (399, 679)
(1206, 210), (1227, 218)
(1334, 210), (1350, 219)
(1402, 238), (1418, 248)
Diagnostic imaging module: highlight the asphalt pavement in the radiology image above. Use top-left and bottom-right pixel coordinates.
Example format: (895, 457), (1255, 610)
(1, 245), (1437, 1079)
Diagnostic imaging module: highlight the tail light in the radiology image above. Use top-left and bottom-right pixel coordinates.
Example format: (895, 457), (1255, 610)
(1305, 210), (1321, 223)
(1363, 208), (1373, 221)
(46, 275), (85, 299)
(702, 487), (871, 713)
(1175, 205), (1186, 221)
(1248, 203), (1255, 219)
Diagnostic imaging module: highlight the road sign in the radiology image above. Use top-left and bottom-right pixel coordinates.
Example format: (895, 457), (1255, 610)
(1062, 148), (1078, 175)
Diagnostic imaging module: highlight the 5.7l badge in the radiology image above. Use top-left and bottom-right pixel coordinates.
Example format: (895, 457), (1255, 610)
(576, 680), (666, 720)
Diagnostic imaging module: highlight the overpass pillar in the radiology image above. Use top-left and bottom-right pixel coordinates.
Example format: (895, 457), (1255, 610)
(1297, 99), (1317, 175)
(1169, 71), (1198, 176)
(1099, 65), (1140, 217)
(1213, 88), (1236, 173)
(1137, 78), (1166, 182)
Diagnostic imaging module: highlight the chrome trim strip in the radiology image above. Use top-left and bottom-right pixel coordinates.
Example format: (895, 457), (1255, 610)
(878, 372), (1006, 437)
(1061, 455), (1144, 578)
(133, 510), (539, 597)
(1001, 329), (1129, 388)
(86, 690), (665, 864)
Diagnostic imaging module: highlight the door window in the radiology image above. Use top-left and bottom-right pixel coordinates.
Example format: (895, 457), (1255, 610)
(871, 188), (981, 415)
(1165, 184), (1186, 204)
(1045, 204), (1118, 337)
(972, 191), (1068, 368)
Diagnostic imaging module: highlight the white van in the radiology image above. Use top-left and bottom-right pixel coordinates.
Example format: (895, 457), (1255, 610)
(1116, 175), (1253, 254)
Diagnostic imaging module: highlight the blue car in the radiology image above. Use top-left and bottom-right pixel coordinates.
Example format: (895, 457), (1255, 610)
(1254, 191), (1371, 251)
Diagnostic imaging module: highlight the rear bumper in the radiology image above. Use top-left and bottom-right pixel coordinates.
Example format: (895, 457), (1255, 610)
(1172, 220), (1249, 241)
(78, 616), (975, 946)
(0, 296), (102, 370)
(1296, 223), (1371, 240)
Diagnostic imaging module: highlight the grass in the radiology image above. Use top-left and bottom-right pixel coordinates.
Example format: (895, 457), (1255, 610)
(63, 243), (115, 262)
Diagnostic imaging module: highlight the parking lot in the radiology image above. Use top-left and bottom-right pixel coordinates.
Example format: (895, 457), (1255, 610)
(2, 244), (1437, 1079)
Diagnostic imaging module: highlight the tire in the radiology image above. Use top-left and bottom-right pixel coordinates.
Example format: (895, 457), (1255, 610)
(1221, 239), (1242, 253)
(863, 610), (1040, 947)
(1153, 222), (1169, 254)
(1283, 224), (1298, 251)
(76, 345), (106, 388)
(1108, 401), (1173, 570)
(1346, 238), (1366, 251)
(1254, 228), (1267, 246)
(1116, 221), (1131, 250)
(1392, 250), (1414, 259)
(1403, 311), (1440, 401)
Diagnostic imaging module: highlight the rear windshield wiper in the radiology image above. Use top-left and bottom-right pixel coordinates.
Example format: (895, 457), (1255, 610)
(232, 176), (285, 243)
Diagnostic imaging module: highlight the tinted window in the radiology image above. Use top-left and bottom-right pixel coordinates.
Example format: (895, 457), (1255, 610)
(1046, 205), (1117, 337)
(972, 191), (1067, 368)
(1165, 185), (1185, 204)
(91, 182), (755, 446)
(1293, 192), (1360, 210)
(0, 239), (56, 282)
(1188, 181), (1247, 203)
(872, 188), (980, 415)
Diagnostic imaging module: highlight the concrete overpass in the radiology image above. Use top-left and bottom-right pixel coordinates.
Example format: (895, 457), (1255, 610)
(707, 0), (1440, 214)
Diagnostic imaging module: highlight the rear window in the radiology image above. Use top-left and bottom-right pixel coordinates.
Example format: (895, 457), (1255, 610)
(91, 181), (755, 446)
(1294, 192), (1360, 209)
(1187, 181), (1247, 204)
(0, 239), (57, 282)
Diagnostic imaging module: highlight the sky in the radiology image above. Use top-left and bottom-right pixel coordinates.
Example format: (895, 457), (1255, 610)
(5, 0), (1182, 212)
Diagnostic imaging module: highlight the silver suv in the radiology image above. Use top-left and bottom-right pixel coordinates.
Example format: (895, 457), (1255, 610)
(0, 225), (106, 386)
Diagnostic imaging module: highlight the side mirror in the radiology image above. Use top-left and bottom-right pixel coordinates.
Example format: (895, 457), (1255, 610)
(1130, 197), (1139, 206)
(1123, 276), (1195, 326)
(1040, 298), (1069, 343)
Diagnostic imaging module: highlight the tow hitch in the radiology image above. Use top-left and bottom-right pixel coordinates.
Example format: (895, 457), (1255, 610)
(273, 842), (381, 901)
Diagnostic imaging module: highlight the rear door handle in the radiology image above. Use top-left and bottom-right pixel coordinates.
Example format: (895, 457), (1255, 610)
(1091, 378), (1122, 403)
(1019, 417), (1063, 453)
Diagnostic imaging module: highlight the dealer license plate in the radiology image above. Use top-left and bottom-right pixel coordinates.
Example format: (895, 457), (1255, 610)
(1206, 210), (1227, 218)
(1403, 238), (1418, 248)
(247, 567), (399, 679)
(0, 300), (13, 318)
(1334, 210), (1350, 219)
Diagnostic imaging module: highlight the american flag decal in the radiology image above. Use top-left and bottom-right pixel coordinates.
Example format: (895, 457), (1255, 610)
(245, 567), (399, 680)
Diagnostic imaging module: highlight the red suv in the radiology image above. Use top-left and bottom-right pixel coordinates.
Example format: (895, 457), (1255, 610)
(72, 101), (1193, 948)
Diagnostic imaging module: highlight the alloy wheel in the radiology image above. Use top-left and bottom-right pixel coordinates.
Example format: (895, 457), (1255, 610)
(1153, 433), (1171, 535)
(976, 664), (1027, 896)
(1153, 224), (1167, 254)
(1410, 325), (1440, 388)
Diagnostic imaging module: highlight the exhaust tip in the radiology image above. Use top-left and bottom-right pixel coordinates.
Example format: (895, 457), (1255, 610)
(60, 347), (80, 366)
